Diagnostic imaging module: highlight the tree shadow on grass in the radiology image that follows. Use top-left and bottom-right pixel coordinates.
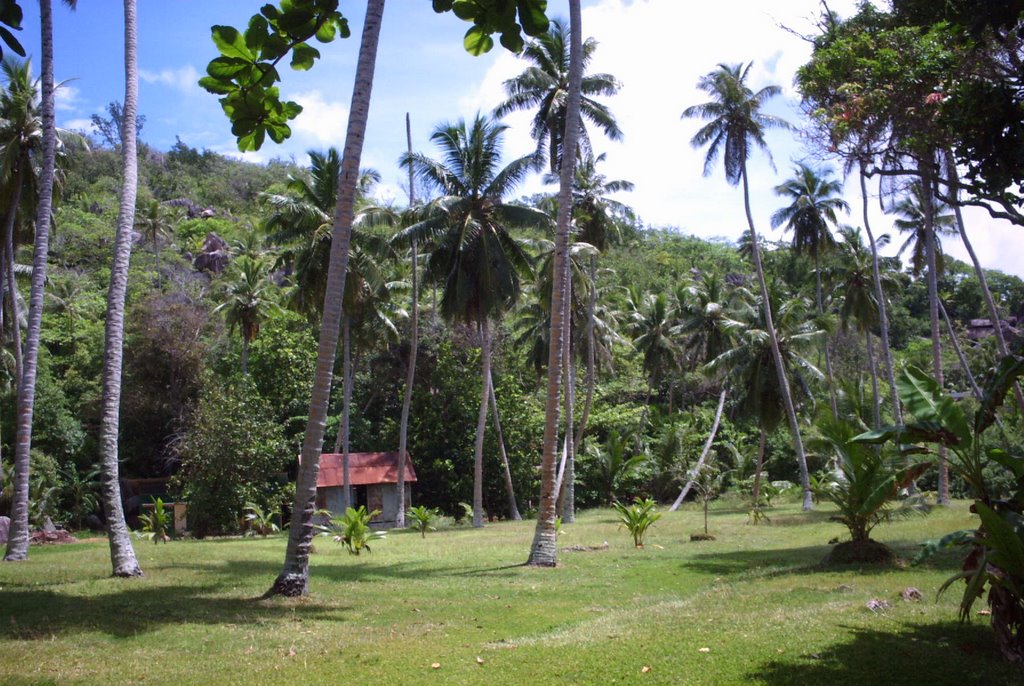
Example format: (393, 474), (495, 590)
(750, 621), (1021, 685)
(682, 539), (966, 580)
(0, 583), (351, 640)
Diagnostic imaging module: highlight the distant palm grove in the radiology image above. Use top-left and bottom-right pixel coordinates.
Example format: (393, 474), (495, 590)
(2, 0), (1024, 667)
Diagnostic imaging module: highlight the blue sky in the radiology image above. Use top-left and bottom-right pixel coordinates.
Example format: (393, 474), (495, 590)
(16, 0), (1024, 278)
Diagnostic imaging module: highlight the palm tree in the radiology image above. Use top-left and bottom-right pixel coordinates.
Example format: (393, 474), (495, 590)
(5, 0), (67, 562)
(771, 163), (848, 417)
(271, 0), (386, 598)
(134, 198), (178, 287)
(94, 0), (144, 577)
(494, 17), (621, 174)
(216, 256), (278, 376)
(627, 288), (680, 422)
(706, 287), (823, 506)
(398, 113), (545, 528)
(528, 0), (585, 569)
(395, 112), (418, 529)
(682, 61), (814, 511)
(892, 179), (955, 503)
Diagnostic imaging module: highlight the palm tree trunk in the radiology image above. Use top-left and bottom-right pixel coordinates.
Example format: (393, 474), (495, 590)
(472, 319), (491, 528)
(95, 0), (144, 577)
(670, 387), (726, 511)
(941, 299), (984, 401)
(395, 112), (418, 530)
(556, 295), (576, 523)
(269, 0), (385, 597)
(5, 0), (58, 561)
(528, 0), (583, 567)
(488, 369), (521, 520)
(866, 331), (881, 429)
(922, 163), (950, 505)
(573, 254), (597, 456)
(4, 169), (24, 389)
(241, 336), (250, 376)
(945, 150), (1024, 414)
(752, 426), (767, 507)
(860, 166), (902, 425)
(740, 163), (813, 511)
(815, 252), (838, 419)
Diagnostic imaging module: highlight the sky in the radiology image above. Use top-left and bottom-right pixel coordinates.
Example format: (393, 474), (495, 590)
(16, 0), (1024, 278)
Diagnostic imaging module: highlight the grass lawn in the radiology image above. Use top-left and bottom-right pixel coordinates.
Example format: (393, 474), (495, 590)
(1, 499), (1020, 685)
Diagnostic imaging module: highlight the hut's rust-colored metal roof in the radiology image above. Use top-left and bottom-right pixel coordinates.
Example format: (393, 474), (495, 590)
(316, 451), (417, 487)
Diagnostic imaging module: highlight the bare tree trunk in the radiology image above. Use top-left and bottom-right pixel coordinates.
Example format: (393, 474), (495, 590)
(241, 336), (249, 376)
(741, 163), (813, 511)
(941, 299), (984, 401)
(5, 0), (58, 561)
(269, 0), (385, 597)
(528, 0), (583, 567)
(333, 317), (353, 510)
(815, 252), (838, 419)
(472, 319), (491, 528)
(4, 169), (24, 389)
(557, 345), (576, 523)
(96, 0), (144, 577)
(395, 112), (418, 530)
(866, 331), (880, 428)
(945, 150), (1024, 414)
(575, 254), (597, 455)
(922, 163), (950, 505)
(860, 166), (902, 425)
(670, 387), (726, 511)
(488, 369), (521, 520)
(752, 426), (767, 507)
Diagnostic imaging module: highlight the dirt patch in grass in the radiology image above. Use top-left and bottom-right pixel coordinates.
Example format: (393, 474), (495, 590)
(821, 539), (900, 566)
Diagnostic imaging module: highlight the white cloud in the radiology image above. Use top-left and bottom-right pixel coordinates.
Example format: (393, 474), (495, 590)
(291, 90), (349, 146)
(139, 65), (201, 94)
(61, 117), (94, 133)
(55, 84), (80, 112)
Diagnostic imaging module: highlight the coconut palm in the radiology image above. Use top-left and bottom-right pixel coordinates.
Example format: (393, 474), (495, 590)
(771, 163), (848, 417)
(94, 0), (145, 577)
(494, 18), (621, 174)
(627, 288), (679, 422)
(134, 198), (178, 287)
(706, 286), (823, 507)
(5, 0), (70, 562)
(397, 113), (546, 528)
(682, 61), (814, 510)
(216, 256), (278, 376)
(271, 0), (386, 598)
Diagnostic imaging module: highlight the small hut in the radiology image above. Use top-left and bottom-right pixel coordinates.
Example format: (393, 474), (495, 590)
(314, 451), (417, 528)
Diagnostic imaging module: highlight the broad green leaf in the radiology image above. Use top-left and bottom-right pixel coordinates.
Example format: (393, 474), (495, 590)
(0, 25), (24, 57)
(976, 351), (1024, 436)
(238, 127), (266, 152)
(852, 426), (900, 444)
(975, 501), (1024, 576)
(432, 0), (454, 12)
(452, 0), (479, 21)
(245, 14), (270, 52)
(464, 26), (494, 56)
(988, 448), (1024, 479)
(314, 19), (336, 42)
(499, 30), (524, 53)
(211, 25), (254, 61)
(198, 76), (235, 95)
(516, 0), (549, 36)
(206, 56), (251, 79)
(290, 42), (320, 71)
(897, 366), (971, 448)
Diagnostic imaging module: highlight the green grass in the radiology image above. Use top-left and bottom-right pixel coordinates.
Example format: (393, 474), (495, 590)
(1, 500), (1020, 685)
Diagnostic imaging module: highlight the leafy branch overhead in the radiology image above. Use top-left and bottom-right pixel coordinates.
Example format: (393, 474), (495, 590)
(0, 0), (25, 60)
(432, 0), (549, 54)
(199, 0), (351, 152)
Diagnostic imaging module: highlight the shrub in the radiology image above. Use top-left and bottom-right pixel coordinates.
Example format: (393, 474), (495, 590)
(317, 506), (386, 555)
(406, 505), (438, 538)
(613, 497), (662, 548)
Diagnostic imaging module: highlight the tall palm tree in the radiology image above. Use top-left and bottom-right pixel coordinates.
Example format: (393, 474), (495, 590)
(706, 287), (823, 506)
(5, 0), (67, 562)
(770, 162), (848, 417)
(494, 17), (621, 174)
(270, 0), (386, 598)
(681, 61), (814, 510)
(216, 255), (278, 376)
(398, 113), (545, 528)
(528, 0), (584, 568)
(627, 288), (679, 422)
(94, 0), (144, 577)
(892, 178), (955, 503)
(395, 112), (418, 529)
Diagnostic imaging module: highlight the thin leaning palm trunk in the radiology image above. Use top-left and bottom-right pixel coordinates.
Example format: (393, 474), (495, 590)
(866, 331), (880, 429)
(670, 387), (726, 511)
(741, 163), (813, 511)
(573, 254), (597, 456)
(815, 252), (838, 419)
(556, 280), (576, 523)
(269, 0), (385, 597)
(472, 320), (491, 528)
(922, 165), (949, 505)
(940, 299), (983, 401)
(945, 151), (1024, 415)
(488, 369), (521, 520)
(332, 318), (354, 510)
(97, 0), (144, 577)
(860, 166), (901, 425)
(528, 0), (583, 567)
(395, 112), (418, 530)
(5, 0), (58, 562)
(4, 171), (23, 388)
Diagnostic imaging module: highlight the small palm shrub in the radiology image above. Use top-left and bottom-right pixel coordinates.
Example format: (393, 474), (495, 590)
(316, 506), (386, 555)
(406, 505), (438, 538)
(613, 497), (661, 548)
(243, 501), (281, 536)
(138, 497), (172, 544)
